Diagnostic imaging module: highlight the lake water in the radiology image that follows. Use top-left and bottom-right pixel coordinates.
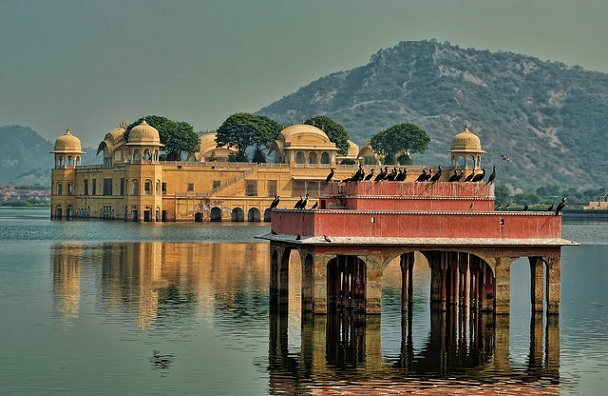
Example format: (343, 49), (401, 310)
(0, 208), (607, 395)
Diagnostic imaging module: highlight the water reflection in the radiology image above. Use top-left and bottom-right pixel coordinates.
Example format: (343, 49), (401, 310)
(50, 241), (562, 394)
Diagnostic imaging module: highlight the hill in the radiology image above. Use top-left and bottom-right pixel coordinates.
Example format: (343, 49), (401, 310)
(0, 125), (55, 185)
(258, 39), (608, 192)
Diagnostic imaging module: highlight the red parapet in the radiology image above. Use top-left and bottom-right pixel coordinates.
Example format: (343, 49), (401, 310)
(271, 210), (562, 240)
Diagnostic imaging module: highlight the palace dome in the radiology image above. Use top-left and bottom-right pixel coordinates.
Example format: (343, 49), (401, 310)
(128, 119), (162, 145)
(53, 129), (84, 153)
(451, 126), (483, 153)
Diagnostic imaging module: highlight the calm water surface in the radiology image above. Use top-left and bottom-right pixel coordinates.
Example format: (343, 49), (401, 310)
(0, 208), (607, 395)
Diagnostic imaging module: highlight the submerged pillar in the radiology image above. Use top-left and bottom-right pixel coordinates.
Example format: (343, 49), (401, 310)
(529, 257), (544, 313)
(546, 255), (561, 315)
(494, 256), (515, 315)
(400, 252), (414, 311)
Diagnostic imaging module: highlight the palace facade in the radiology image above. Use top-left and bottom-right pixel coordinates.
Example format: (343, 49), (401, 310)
(50, 120), (484, 222)
(50, 121), (381, 222)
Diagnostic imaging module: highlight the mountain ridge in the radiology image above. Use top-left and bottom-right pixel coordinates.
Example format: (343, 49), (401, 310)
(258, 39), (608, 191)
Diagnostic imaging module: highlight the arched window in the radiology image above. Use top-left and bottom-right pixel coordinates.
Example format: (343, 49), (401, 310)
(144, 179), (152, 195)
(56, 183), (63, 196)
(321, 152), (330, 165)
(295, 151), (305, 167)
(156, 180), (161, 195)
(308, 152), (318, 168)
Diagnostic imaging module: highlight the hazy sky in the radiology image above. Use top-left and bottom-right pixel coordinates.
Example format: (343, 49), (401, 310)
(2, 0), (607, 147)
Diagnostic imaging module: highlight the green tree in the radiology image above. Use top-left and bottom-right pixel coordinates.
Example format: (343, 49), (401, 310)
(304, 115), (350, 155)
(370, 123), (430, 163)
(127, 115), (199, 161)
(216, 113), (281, 162)
(494, 184), (510, 205)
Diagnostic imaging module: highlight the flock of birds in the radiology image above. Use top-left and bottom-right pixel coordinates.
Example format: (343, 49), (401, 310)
(268, 163), (567, 217)
(324, 163), (497, 186)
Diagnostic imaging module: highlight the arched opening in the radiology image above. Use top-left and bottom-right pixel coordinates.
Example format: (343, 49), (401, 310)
(321, 152), (330, 166)
(194, 212), (203, 222)
(295, 151), (305, 167)
(247, 207), (261, 222)
(210, 207), (222, 222)
(327, 255), (366, 313)
(231, 207), (244, 222)
(308, 152), (318, 168)
(263, 208), (272, 222)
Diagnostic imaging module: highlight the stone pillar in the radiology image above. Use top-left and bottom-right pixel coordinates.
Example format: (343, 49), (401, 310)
(546, 255), (561, 315)
(400, 252), (414, 311)
(545, 313), (560, 376)
(310, 254), (328, 314)
(269, 246), (280, 309)
(279, 249), (290, 311)
(494, 256), (515, 315)
(364, 256), (384, 314)
(529, 257), (544, 313)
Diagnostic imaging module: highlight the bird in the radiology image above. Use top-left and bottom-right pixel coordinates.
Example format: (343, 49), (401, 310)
(496, 203), (502, 210)
(555, 197), (566, 216)
(429, 166), (442, 183)
(271, 230), (278, 235)
(469, 202), (474, 211)
(323, 235), (332, 243)
(471, 168), (486, 182)
(300, 193), (309, 210)
(364, 169), (375, 181)
(311, 202), (318, 209)
(270, 195), (280, 209)
(501, 154), (511, 162)
(486, 166), (496, 184)
(547, 204), (554, 211)
(384, 167), (397, 181)
(374, 167), (387, 181)
(523, 204), (529, 211)
(296, 234), (301, 240)
(505, 203), (511, 211)
(294, 195), (303, 209)
(325, 168), (335, 184)
(395, 168), (407, 181)
(448, 170), (459, 182)
(463, 170), (475, 182)
(415, 169), (428, 182)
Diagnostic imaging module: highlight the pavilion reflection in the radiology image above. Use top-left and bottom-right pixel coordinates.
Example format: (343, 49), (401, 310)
(269, 308), (560, 394)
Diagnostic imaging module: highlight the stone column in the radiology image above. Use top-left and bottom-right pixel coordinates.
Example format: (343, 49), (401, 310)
(304, 254), (328, 314)
(400, 252), (414, 311)
(529, 312), (544, 371)
(279, 249), (290, 311)
(494, 256), (515, 315)
(364, 256), (384, 314)
(529, 257), (545, 313)
(546, 255), (561, 315)
(269, 245), (281, 309)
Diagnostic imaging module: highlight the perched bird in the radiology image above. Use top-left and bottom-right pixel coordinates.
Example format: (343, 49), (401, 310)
(501, 154), (511, 162)
(325, 168), (335, 184)
(486, 166), (496, 184)
(463, 170), (475, 182)
(469, 202), (474, 211)
(296, 234), (301, 240)
(448, 170), (459, 182)
(471, 168), (486, 182)
(364, 169), (375, 181)
(374, 166), (388, 181)
(294, 195), (303, 209)
(300, 193), (309, 210)
(384, 167), (397, 181)
(523, 204), (529, 211)
(555, 197), (567, 216)
(270, 195), (280, 209)
(311, 202), (318, 209)
(323, 235), (332, 243)
(415, 169), (428, 182)
(547, 204), (554, 211)
(271, 230), (278, 235)
(496, 203), (502, 210)
(454, 170), (464, 182)
(429, 166), (442, 183)
(395, 168), (407, 182)
(505, 203), (511, 211)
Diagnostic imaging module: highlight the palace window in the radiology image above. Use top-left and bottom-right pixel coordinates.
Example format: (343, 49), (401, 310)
(120, 178), (125, 196)
(187, 183), (194, 192)
(245, 180), (258, 196)
(132, 179), (139, 195)
(56, 183), (63, 196)
(103, 178), (112, 196)
(144, 180), (152, 195)
(268, 180), (277, 197)
(84, 179), (89, 195)
(92, 179), (97, 195)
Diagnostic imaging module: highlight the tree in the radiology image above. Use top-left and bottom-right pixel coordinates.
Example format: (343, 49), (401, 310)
(370, 123), (430, 164)
(216, 113), (281, 162)
(127, 115), (199, 161)
(304, 115), (350, 155)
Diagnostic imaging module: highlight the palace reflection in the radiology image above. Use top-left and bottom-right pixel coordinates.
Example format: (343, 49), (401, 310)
(269, 309), (560, 394)
(51, 242), (561, 393)
(50, 241), (272, 328)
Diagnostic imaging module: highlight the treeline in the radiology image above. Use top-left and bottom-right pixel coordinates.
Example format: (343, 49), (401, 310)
(496, 184), (607, 208)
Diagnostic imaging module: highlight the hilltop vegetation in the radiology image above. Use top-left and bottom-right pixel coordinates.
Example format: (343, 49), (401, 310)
(258, 40), (608, 192)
